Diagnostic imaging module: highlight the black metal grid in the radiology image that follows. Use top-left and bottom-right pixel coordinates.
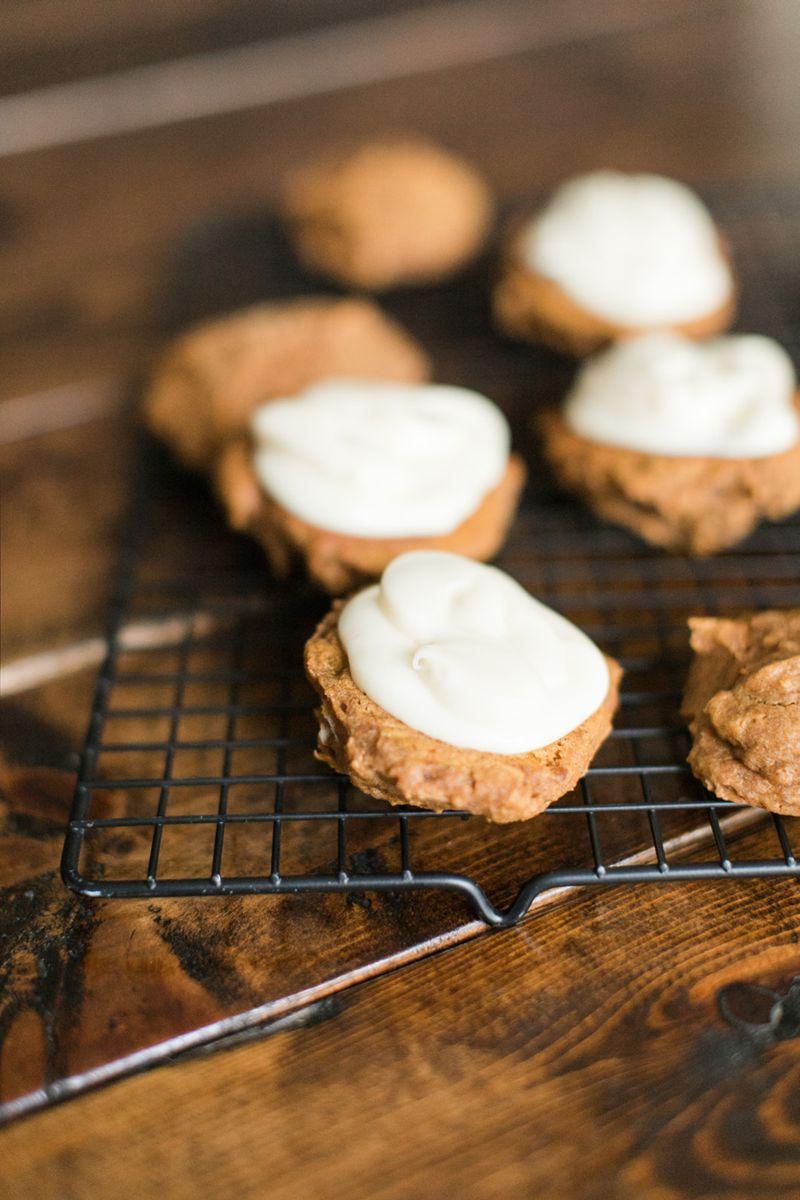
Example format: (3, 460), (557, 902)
(61, 188), (800, 926)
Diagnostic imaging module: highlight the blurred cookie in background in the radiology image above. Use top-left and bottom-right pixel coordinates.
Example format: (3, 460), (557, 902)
(494, 171), (735, 355)
(280, 137), (494, 290)
(143, 296), (430, 468)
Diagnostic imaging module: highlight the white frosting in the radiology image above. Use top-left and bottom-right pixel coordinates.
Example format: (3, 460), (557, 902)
(338, 551), (610, 755)
(251, 379), (510, 538)
(565, 332), (799, 458)
(521, 171), (733, 325)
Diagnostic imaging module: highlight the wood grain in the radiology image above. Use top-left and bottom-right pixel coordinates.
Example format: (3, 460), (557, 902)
(3, 822), (798, 1200)
(0, 412), (135, 662)
(0, 746), (467, 1116)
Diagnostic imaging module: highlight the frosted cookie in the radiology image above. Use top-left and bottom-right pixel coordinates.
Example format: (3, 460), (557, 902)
(682, 611), (800, 816)
(305, 551), (621, 822)
(280, 137), (493, 289)
(143, 297), (429, 469)
(215, 379), (525, 594)
(494, 171), (735, 355)
(540, 333), (800, 555)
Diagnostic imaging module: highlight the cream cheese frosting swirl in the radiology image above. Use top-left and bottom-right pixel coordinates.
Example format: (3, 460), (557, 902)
(521, 171), (733, 325)
(251, 379), (510, 538)
(564, 332), (799, 458)
(338, 551), (610, 754)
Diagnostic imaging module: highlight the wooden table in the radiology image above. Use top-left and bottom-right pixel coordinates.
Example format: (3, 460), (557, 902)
(1, 3), (799, 1196)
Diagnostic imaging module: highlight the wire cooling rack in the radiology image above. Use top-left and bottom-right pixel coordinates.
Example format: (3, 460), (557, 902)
(61, 187), (800, 926)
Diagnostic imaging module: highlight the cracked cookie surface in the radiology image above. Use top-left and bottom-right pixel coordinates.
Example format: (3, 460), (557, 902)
(143, 297), (429, 469)
(682, 610), (800, 815)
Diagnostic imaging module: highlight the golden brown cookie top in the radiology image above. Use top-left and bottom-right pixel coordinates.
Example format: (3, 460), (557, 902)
(143, 296), (429, 468)
(684, 610), (800, 811)
(689, 610), (800, 667)
(281, 137), (493, 289)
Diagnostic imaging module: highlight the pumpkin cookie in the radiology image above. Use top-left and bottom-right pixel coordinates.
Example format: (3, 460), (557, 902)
(305, 552), (621, 822)
(143, 297), (429, 469)
(280, 137), (493, 290)
(494, 171), (735, 355)
(215, 379), (526, 594)
(540, 333), (800, 555)
(682, 610), (800, 816)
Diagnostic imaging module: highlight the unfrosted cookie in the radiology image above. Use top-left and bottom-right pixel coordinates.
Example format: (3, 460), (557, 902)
(215, 380), (526, 594)
(540, 334), (800, 555)
(143, 297), (429, 468)
(682, 611), (800, 816)
(493, 172), (735, 355)
(280, 137), (493, 289)
(304, 552), (621, 822)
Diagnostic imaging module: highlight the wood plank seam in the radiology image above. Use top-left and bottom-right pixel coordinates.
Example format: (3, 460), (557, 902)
(1, 801), (769, 1125)
(0, 379), (123, 444)
(0, 0), (700, 156)
(0, 609), (248, 694)
(0, 922), (482, 1125)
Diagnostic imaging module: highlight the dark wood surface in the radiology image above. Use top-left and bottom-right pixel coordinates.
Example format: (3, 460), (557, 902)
(3, 822), (799, 1200)
(0, 0), (429, 96)
(1, 1), (800, 1195)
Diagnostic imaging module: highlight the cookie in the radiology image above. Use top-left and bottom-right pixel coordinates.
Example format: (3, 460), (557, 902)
(540, 334), (800, 555)
(540, 408), (800, 555)
(493, 172), (735, 355)
(304, 553), (621, 822)
(143, 297), (429, 469)
(494, 227), (735, 357)
(682, 611), (800, 816)
(215, 435), (526, 595)
(280, 137), (493, 289)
